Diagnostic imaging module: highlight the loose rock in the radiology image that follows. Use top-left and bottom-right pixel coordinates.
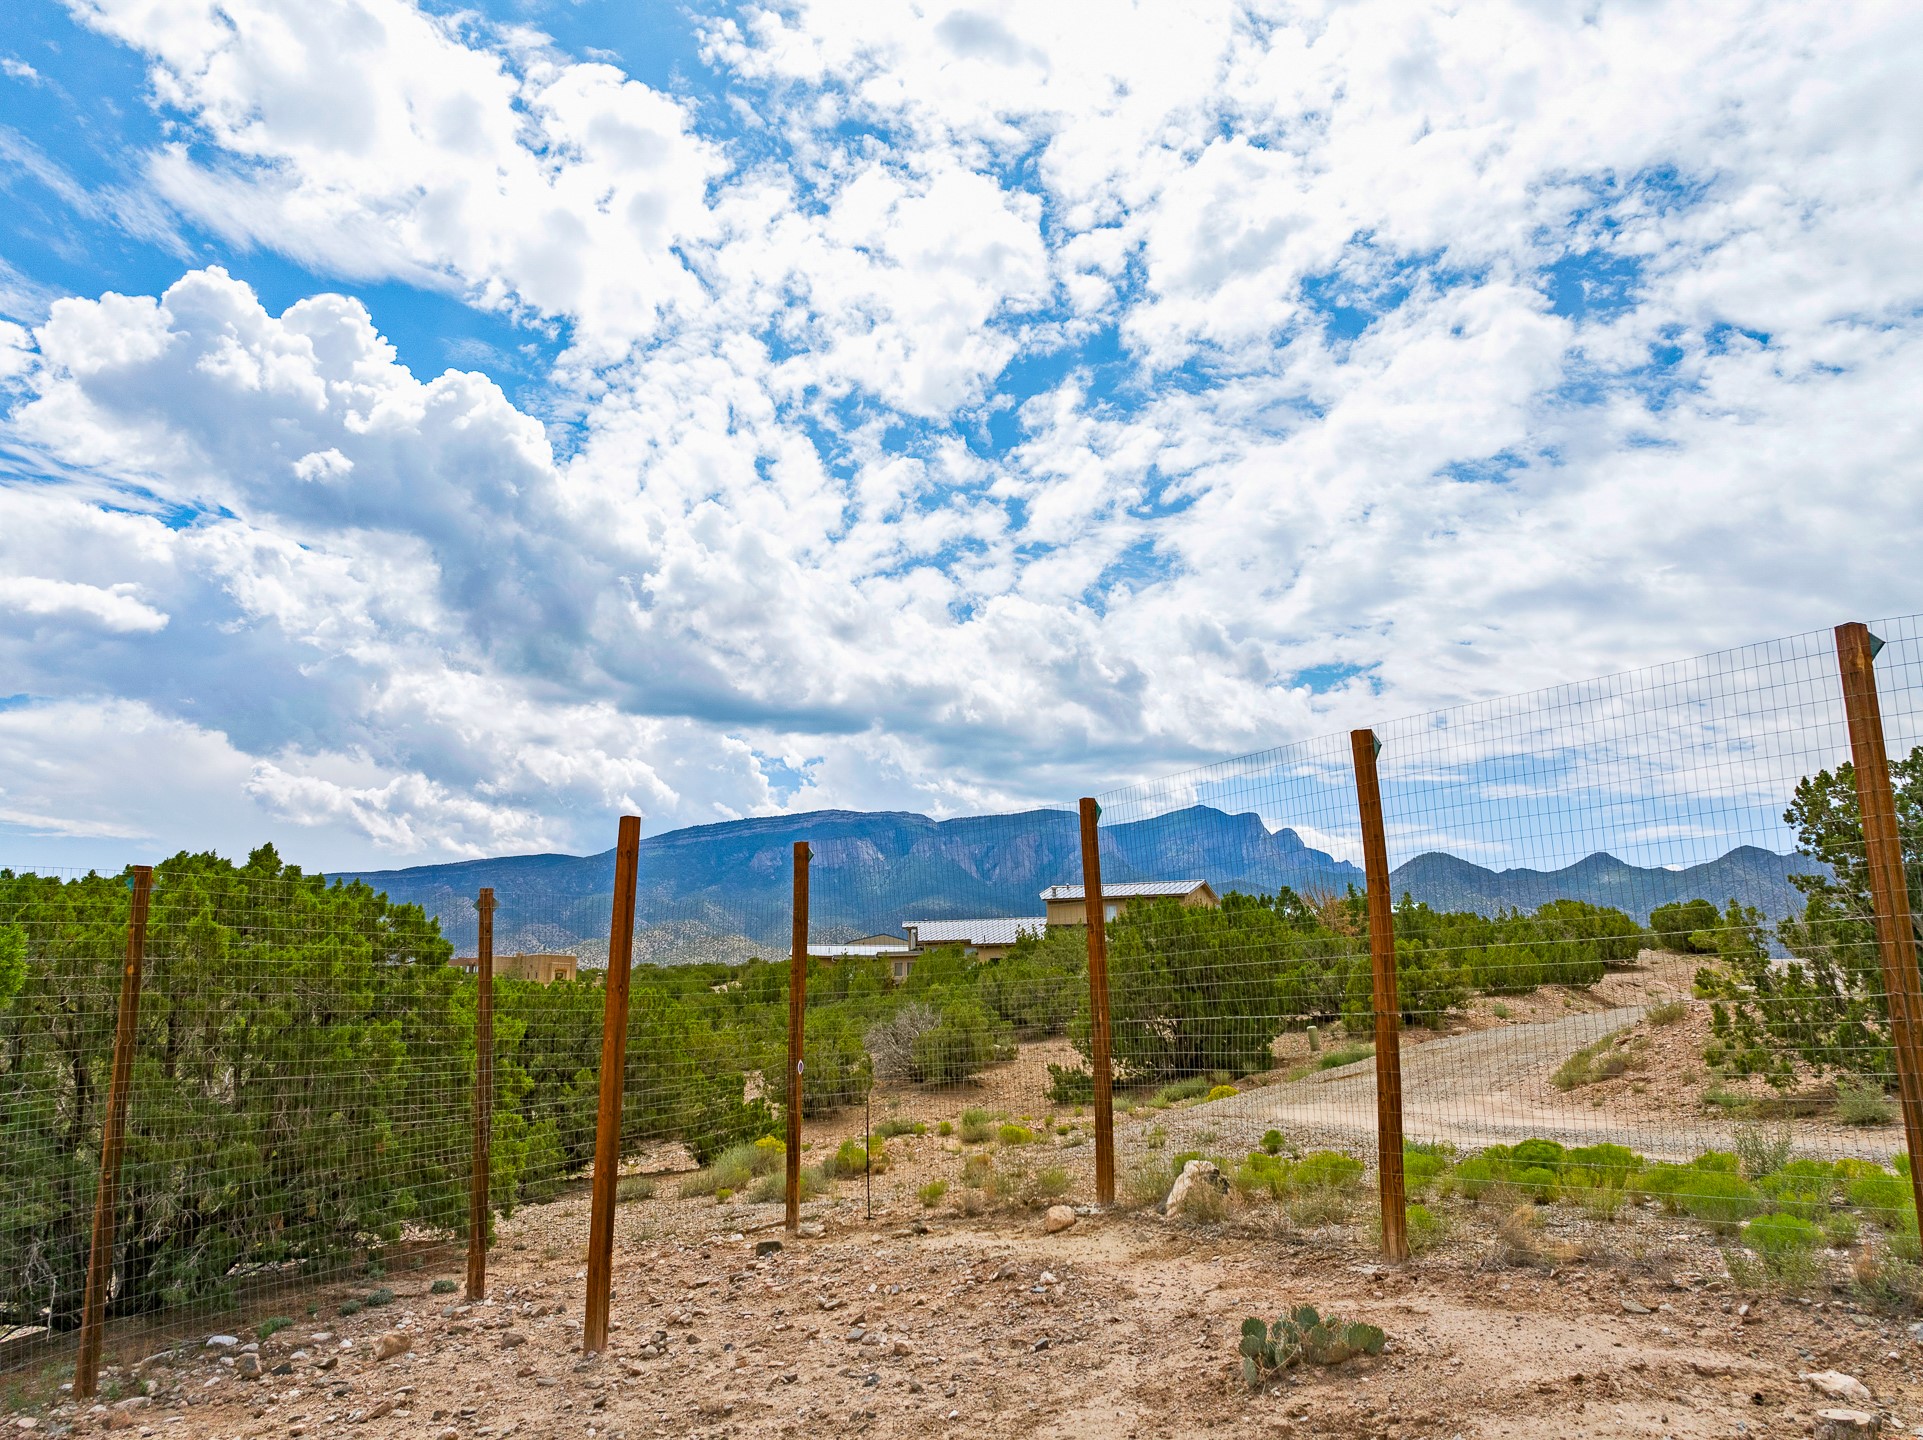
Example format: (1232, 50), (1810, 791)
(1163, 1160), (1229, 1218)
(1803, 1370), (1874, 1403)
(1043, 1206), (1076, 1235)
(373, 1331), (411, 1362)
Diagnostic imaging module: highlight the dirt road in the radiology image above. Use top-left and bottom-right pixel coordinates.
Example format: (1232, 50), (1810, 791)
(1136, 1005), (1895, 1164)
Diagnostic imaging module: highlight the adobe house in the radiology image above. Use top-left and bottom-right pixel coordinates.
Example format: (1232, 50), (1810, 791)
(1038, 879), (1219, 927)
(448, 951), (579, 984)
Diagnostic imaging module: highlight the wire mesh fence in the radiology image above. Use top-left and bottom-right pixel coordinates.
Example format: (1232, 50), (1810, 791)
(4, 615), (1921, 1390)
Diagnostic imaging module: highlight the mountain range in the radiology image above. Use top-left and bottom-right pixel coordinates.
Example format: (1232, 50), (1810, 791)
(334, 806), (1823, 964)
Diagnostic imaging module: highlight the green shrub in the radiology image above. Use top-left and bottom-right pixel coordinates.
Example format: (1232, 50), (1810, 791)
(937, 1120), (954, 1137)
(1316, 1044), (1372, 1071)
(1552, 1036), (1637, 1090)
(919, 1180), (949, 1208)
(1290, 1151), (1363, 1192)
(366, 1287), (395, 1307)
(1676, 1171), (1765, 1232)
(1646, 998), (1688, 1025)
(961, 1154), (994, 1189)
(959, 1108), (993, 1144)
(1834, 1157), (1887, 1181)
(1633, 1163), (1693, 1210)
(1047, 1063), (1095, 1105)
(1233, 1153), (1289, 1202)
(1510, 1138), (1566, 1172)
(1405, 1203), (1443, 1254)
(1513, 1166), (1558, 1203)
(1758, 1159), (1836, 1220)
(748, 1166), (826, 1205)
(1835, 1077), (1896, 1127)
(1261, 1129), (1285, 1155)
(1846, 1173), (1913, 1221)
(1741, 1211), (1825, 1285)
(428, 1279), (457, 1296)
(616, 1174), (656, 1203)
(998, 1123), (1036, 1146)
(1123, 1160), (1170, 1208)
(1451, 1156), (1500, 1201)
(1023, 1165), (1072, 1203)
(257, 1316), (293, 1340)
(829, 1137), (888, 1177)
(1649, 898), (1722, 953)
(1701, 1085), (1753, 1115)
(1732, 1123), (1793, 1180)
(1152, 1077), (1212, 1106)
(339, 1299), (363, 1317)
(874, 1117), (921, 1139)
(1205, 1084), (1240, 1101)
(1566, 1144), (1641, 1186)
(1823, 1209), (1860, 1247)
(1744, 1211), (1822, 1257)
(1401, 1151), (1445, 1192)
(715, 1187), (734, 1203)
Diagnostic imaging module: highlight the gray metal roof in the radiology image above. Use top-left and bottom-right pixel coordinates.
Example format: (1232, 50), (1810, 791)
(1039, 879), (1210, 901)
(903, 917), (1047, 947)
(808, 941), (916, 958)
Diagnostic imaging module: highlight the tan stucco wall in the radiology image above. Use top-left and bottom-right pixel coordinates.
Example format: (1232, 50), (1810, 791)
(1044, 888), (1218, 927)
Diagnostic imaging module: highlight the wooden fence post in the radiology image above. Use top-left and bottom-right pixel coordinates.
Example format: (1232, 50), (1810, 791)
(584, 817), (641, 1355)
(1350, 731), (1409, 1263)
(74, 864), (153, 1400)
(1078, 799), (1116, 1206)
(467, 887), (496, 1303)
(1834, 623), (1923, 1223)
(786, 841), (810, 1234)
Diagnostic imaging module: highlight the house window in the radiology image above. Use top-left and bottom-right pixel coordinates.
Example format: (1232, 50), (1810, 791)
(1104, 902), (1120, 922)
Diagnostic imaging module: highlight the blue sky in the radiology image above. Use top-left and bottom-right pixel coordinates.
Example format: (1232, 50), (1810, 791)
(1, 0), (1920, 873)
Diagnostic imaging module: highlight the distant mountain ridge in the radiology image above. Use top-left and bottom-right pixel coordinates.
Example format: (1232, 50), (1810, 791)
(1387, 846), (1821, 923)
(334, 806), (1820, 962)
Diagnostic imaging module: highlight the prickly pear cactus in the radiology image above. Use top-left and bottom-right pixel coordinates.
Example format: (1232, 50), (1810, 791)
(1239, 1306), (1386, 1388)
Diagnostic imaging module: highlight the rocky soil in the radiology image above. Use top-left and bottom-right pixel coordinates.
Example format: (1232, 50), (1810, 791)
(17, 1175), (1923, 1440)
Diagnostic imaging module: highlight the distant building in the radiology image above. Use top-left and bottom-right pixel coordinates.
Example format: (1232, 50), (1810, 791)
(809, 934), (919, 981)
(806, 879), (1218, 985)
(449, 951), (579, 984)
(1038, 879), (1219, 928)
(900, 917), (1047, 965)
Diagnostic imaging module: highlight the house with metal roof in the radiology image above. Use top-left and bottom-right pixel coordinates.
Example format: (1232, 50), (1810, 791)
(1038, 879), (1219, 927)
(900, 916), (1047, 964)
(808, 932), (919, 979)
